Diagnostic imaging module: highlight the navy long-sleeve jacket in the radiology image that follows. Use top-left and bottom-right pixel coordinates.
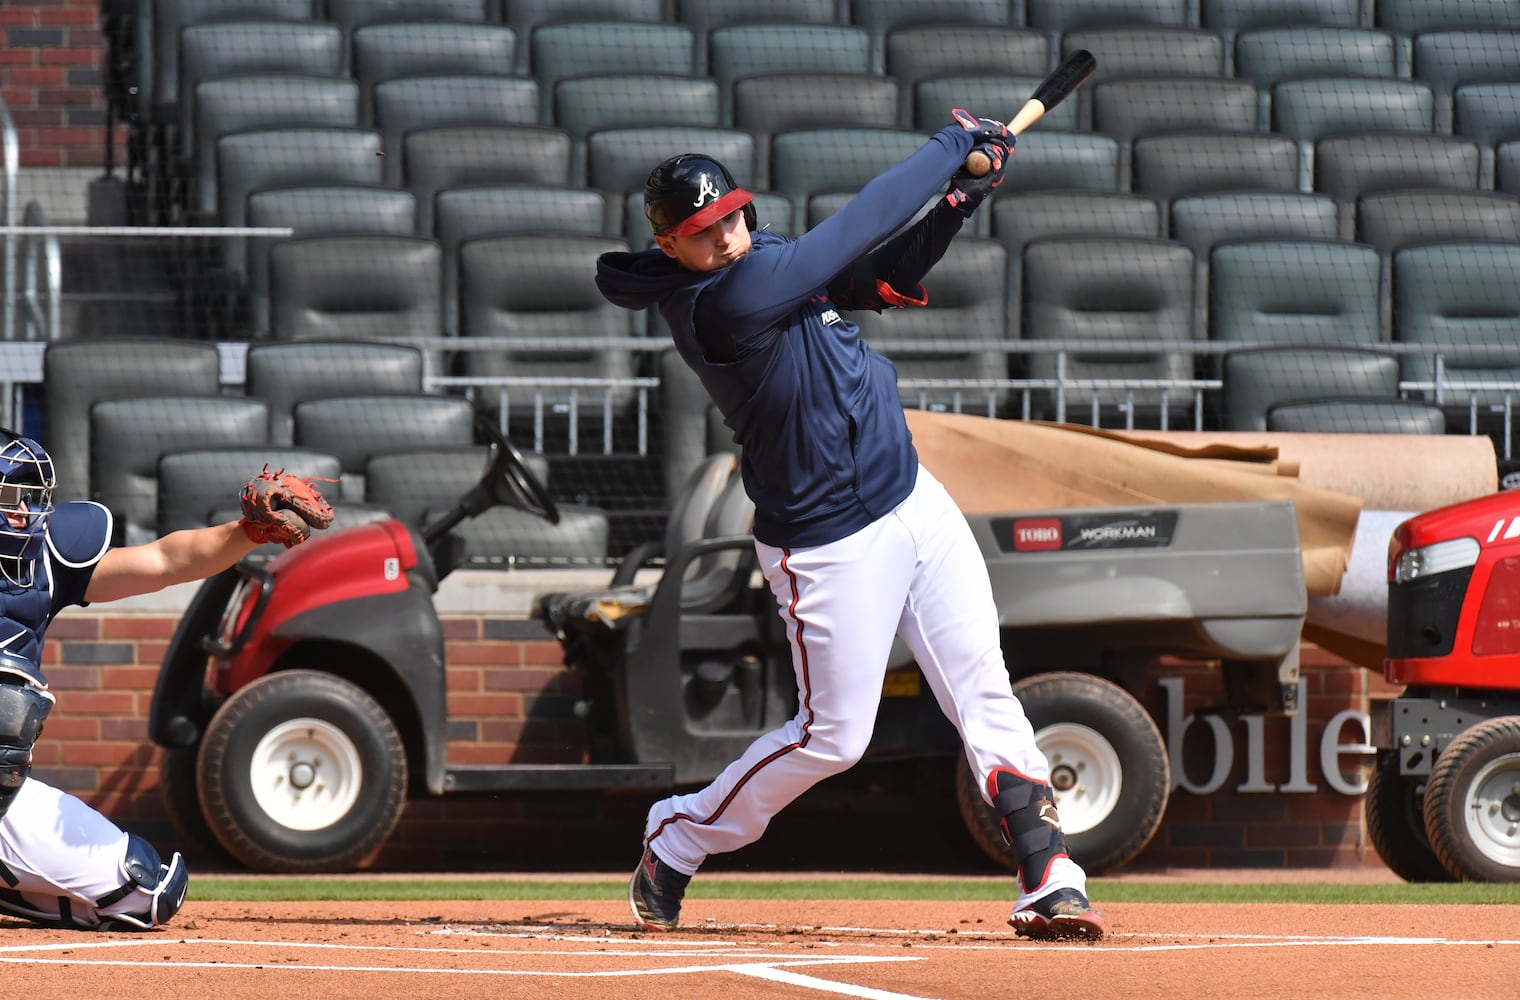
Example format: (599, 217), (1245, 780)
(596, 123), (979, 548)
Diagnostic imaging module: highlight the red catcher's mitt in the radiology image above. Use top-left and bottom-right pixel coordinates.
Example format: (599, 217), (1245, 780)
(238, 466), (336, 548)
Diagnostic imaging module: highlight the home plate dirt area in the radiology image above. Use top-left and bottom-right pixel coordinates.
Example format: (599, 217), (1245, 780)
(0, 898), (1515, 1000)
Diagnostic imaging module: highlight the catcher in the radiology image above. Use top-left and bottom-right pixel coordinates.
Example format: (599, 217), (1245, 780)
(0, 432), (333, 930)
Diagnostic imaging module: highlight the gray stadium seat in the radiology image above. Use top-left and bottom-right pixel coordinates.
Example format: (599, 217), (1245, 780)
(1314, 132), (1480, 232)
(1393, 241), (1520, 407)
(1454, 83), (1520, 188)
(734, 74), (900, 189)
(456, 234), (640, 416)
(1376, 0), (1520, 74)
(769, 127), (925, 202)
(1209, 239), (1382, 346)
(1062, 26), (1226, 87)
(43, 338), (224, 504)
(1202, 0), (1364, 65)
(1025, 0), (1190, 36)
(555, 74), (721, 185)
(372, 75), (539, 184)
(674, 0), (840, 37)
(1130, 131), (1300, 214)
(246, 185), (419, 337)
(352, 21), (517, 118)
(1264, 397), (1445, 434)
(176, 20), (344, 159)
(990, 191), (1162, 339)
(1271, 77), (1435, 187)
(1221, 346), (1402, 431)
(269, 234), (443, 342)
(157, 446), (344, 534)
(994, 131), (1123, 194)
(1091, 77), (1260, 185)
(146, 0), (317, 125)
(706, 24), (874, 120)
(243, 339), (426, 445)
(529, 21), (697, 122)
(1021, 235), (1196, 423)
(190, 74), (359, 219)
(913, 75), (1079, 135)
(401, 124), (573, 230)
(502, 0), (667, 71)
(1233, 28), (1398, 123)
(215, 126), (383, 272)
(1413, 30), (1520, 134)
(292, 392), (477, 501)
(1501, 141), (1520, 196)
(657, 359), (739, 508)
(366, 447), (610, 565)
(849, 0), (1016, 72)
(885, 25), (1049, 98)
(849, 237), (1011, 415)
(1355, 189), (1520, 256)
(327, 0), (489, 35)
(586, 126), (756, 195)
(90, 395), (270, 545)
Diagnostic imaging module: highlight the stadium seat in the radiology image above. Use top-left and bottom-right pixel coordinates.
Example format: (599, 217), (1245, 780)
(157, 446), (344, 534)
(292, 392), (476, 501)
(528, 21), (698, 123)
(1454, 83), (1520, 189)
(1130, 131), (1300, 216)
(657, 359), (739, 507)
(352, 21), (517, 119)
(42, 338), (224, 504)
(990, 191), (1162, 339)
(455, 233), (641, 418)
(1020, 235), (1196, 424)
(372, 75), (539, 183)
(673, 0), (840, 38)
(501, 0), (667, 71)
(586, 126), (756, 196)
(1355, 189), (1520, 256)
(1025, 0), (1190, 36)
(992, 131), (1123, 194)
(243, 339), (426, 446)
(1374, 0), (1520, 74)
(1314, 132), (1481, 232)
(706, 23), (874, 120)
(1220, 346), (1403, 431)
(268, 234), (443, 342)
(1271, 77), (1435, 187)
(1062, 26), (1226, 84)
(1412, 30), (1520, 134)
(913, 75), (1078, 134)
(246, 185), (419, 337)
(555, 74), (721, 184)
(1233, 28), (1398, 123)
(1393, 241), (1520, 410)
(327, 0), (489, 36)
(1201, 0), (1364, 66)
(189, 75), (359, 219)
(769, 127), (925, 203)
(848, 0), (1016, 72)
(1209, 239), (1382, 347)
(1500, 141), (1520, 196)
(401, 124), (573, 231)
(1264, 397), (1446, 434)
(885, 25), (1049, 97)
(733, 73), (900, 189)
(90, 395), (271, 545)
(849, 237), (1011, 415)
(1091, 77), (1260, 185)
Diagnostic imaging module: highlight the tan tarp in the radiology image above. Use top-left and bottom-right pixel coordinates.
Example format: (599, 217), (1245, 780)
(903, 411), (1499, 668)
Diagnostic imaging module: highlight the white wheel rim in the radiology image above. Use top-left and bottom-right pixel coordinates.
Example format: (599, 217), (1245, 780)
(248, 718), (364, 832)
(1034, 722), (1123, 836)
(1459, 751), (1520, 868)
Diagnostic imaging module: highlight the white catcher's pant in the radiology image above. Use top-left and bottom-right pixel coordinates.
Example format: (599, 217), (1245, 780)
(644, 466), (1087, 907)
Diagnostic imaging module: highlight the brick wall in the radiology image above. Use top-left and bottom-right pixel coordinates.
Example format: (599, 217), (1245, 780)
(1, 0), (119, 169)
(37, 605), (1398, 874)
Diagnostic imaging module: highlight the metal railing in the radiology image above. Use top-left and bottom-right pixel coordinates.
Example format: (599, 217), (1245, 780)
(19, 201), (60, 343)
(0, 99), (17, 345)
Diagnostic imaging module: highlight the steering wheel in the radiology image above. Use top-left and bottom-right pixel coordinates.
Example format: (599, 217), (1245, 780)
(476, 413), (560, 525)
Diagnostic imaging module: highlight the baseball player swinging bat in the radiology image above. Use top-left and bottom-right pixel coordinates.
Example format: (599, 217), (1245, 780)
(965, 49), (1098, 176)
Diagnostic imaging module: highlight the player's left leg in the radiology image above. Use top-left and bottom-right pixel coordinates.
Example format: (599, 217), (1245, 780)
(0, 778), (188, 930)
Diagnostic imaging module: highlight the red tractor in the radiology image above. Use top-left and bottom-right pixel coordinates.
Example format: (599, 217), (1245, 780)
(1368, 490), (1520, 881)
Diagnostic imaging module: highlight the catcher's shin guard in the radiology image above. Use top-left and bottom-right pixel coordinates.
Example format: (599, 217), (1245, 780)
(989, 768), (1068, 893)
(0, 653), (54, 823)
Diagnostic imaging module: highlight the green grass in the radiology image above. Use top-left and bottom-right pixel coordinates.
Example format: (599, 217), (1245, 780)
(187, 877), (1520, 905)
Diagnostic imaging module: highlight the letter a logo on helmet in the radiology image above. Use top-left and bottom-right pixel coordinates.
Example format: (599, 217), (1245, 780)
(645, 153), (755, 237)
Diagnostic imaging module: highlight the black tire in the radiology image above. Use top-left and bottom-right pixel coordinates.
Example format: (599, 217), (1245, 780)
(954, 671), (1170, 876)
(1424, 716), (1520, 882)
(196, 670), (408, 873)
(157, 745), (234, 868)
(1364, 749), (1452, 883)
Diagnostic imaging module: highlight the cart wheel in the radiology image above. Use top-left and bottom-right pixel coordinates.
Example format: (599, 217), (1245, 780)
(1424, 716), (1520, 882)
(954, 671), (1170, 876)
(157, 745), (233, 867)
(196, 670), (407, 873)
(1364, 749), (1452, 883)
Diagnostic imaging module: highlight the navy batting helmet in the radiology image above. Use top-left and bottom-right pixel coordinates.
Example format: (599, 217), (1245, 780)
(644, 153), (756, 237)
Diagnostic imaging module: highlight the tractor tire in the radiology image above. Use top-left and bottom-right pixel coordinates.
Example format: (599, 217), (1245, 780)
(955, 671), (1170, 876)
(196, 670), (408, 873)
(1364, 749), (1452, 883)
(1424, 716), (1520, 882)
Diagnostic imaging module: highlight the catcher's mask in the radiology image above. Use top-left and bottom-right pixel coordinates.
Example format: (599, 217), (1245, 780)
(644, 153), (756, 237)
(0, 429), (56, 589)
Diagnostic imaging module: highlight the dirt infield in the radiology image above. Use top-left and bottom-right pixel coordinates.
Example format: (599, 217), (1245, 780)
(1, 891), (1513, 1000)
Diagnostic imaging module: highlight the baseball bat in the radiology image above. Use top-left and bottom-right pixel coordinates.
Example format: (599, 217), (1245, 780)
(965, 49), (1098, 176)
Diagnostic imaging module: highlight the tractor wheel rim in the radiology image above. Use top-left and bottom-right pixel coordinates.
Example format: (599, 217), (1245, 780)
(1461, 751), (1520, 868)
(1034, 722), (1122, 835)
(249, 718), (364, 832)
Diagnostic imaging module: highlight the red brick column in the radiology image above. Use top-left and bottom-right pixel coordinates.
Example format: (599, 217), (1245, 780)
(1, 0), (121, 168)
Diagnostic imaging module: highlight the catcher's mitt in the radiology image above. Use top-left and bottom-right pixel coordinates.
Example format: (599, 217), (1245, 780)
(238, 466), (336, 548)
